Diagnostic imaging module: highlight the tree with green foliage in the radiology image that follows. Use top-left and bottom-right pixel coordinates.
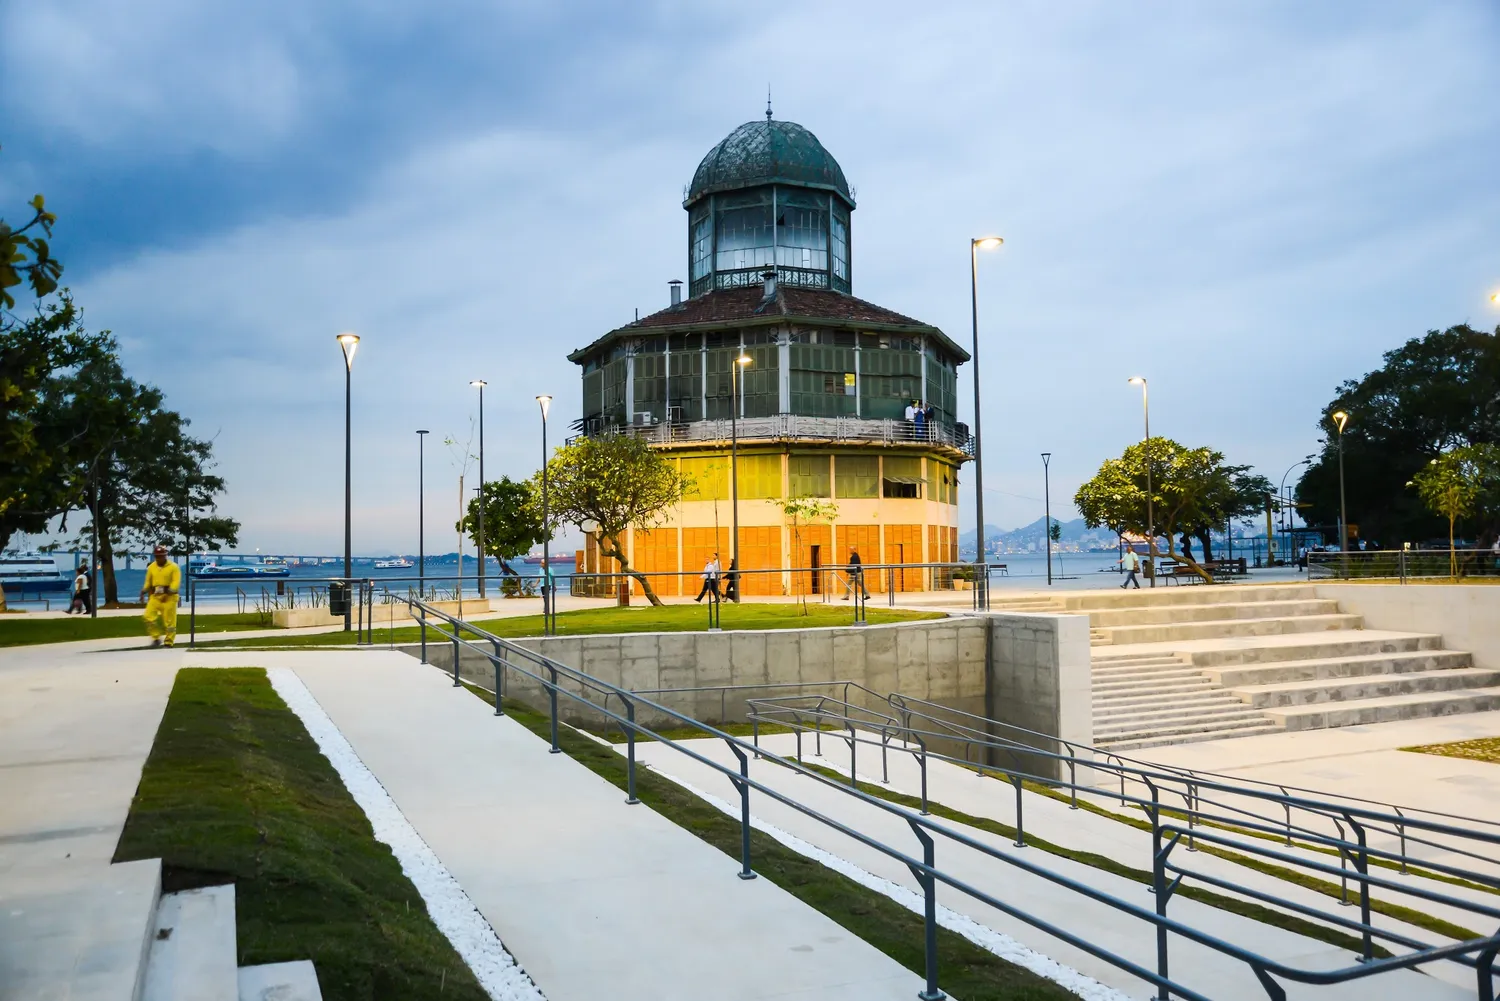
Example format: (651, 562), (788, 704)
(459, 476), (546, 576)
(49, 347), (239, 604)
(1411, 445), (1500, 577)
(1, 162), (62, 311)
(1297, 324), (1500, 547)
(1075, 437), (1245, 583)
(536, 434), (686, 606)
(777, 497), (838, 613)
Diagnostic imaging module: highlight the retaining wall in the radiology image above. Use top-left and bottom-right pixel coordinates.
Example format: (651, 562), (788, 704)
(1314, 582), (1500, 668)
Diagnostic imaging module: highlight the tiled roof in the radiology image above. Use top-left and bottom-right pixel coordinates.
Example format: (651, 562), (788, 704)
(570, 287), (969, 363)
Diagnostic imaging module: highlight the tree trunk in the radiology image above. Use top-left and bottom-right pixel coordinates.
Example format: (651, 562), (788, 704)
(599, 535), (662, 607)
(497, 558), (519, 576)
(1161, 532), (1214, 584)
(1450, 516), (1457, 579)
(94, 502), (122, 605)
(1196, 529), (1214, 563)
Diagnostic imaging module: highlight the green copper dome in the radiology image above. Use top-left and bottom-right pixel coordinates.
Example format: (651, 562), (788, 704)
(686, 119), (853, 207)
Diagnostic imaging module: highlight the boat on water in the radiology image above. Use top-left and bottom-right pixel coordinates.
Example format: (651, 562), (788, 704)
(191, 559), (291, 580)
(0, 553), (70, 595)
(374, 557), (415, 569)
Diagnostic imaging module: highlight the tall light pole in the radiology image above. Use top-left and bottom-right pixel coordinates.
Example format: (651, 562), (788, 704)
(729, 352), (751, 598)
(337, 332), (360, 630)
(1041, 452), (1053, 586)
(470, 380), (487, 600)
(536, 395), (552, 634)
(1332, 410), (1350, 552)
(970, 236), (1003, 608)
(417, 429), (429, 595)
(1279, 455), (1313, 567)
(1128, 377), (1155, 587)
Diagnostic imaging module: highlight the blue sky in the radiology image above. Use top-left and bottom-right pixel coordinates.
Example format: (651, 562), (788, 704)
(4, 1), (1498, 554)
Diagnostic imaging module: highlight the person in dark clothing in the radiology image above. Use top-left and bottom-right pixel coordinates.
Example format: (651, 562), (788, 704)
(843, 549), (870, 600)
(723, 558), (740, 602)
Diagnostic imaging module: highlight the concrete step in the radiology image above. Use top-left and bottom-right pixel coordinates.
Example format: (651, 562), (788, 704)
(1099, 720), (1284, 752)
(0, 857), (161, 1001)
(1093, 665), (1204, 681)
(1207, 650), (1475, 688)
(1093, 700), (1269, 728)
(1093, 677), (1216, 697)
(1093, 654), (1190, 667)
(1057, 583), (1318, 612)
(239, 961), (323, 1001)
(1094, 693), (1248, 716)
(1095, 705), (1278, 739)
(1093, 613), (1362, 645)
(1266, 686), (1500, 731)
(1188, 633), (1445, 669)
(1087, 598), (1342, 628)
(1234, 667), (1500, 708)
(142, 884), (239, 1001)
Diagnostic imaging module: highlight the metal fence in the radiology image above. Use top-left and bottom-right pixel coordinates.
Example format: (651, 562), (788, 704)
(585, 413), (975, 455)
(399, 595), (1500, 1001)
(1308, 549), (1500, 581)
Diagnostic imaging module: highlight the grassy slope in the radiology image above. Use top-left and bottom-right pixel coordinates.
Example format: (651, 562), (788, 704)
(201, 602), (943, 648)
(1404, 736), (1500, 764)
(464, 685), (1076, 1001)
(0, 612), (270, 647)
(114, 668), (488, 1001)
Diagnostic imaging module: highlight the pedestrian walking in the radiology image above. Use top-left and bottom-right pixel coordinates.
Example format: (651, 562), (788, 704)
(140, 545), (181, 646)
(843, 549), (870, 600)
(69, 563), (91, 615)
(1119, 547), (1142, 589)
(723, 558), (740, 602)
(695, 554), (721, 602)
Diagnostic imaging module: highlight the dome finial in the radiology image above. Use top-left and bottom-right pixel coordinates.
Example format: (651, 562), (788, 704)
(766, 85), (772, 122)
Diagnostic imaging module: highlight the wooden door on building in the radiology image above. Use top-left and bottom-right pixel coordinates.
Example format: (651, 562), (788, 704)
(735, 526), (780, 596)
(789, 524), (832, 596)
(836, 524), (882, 593)
(886, 524), (924, 591)
(631, 527), (680, 597)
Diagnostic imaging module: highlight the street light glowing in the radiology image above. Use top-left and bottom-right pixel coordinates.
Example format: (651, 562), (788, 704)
(736, 354), (752, 366)
(1128, 376), (1146, 386)
(470, 379), (487, 388)
(1332, 410), (1349, 432)
(973, 237), (1003, 250)
(536, 394), (552, 419)
(336, 332), (360, 370)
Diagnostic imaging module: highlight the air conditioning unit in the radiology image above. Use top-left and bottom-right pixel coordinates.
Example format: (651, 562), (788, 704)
(632, 412), (654, 427)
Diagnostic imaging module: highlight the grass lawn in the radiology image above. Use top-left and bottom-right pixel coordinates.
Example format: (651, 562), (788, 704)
(460, 684), (1075, 1001)
(0, 611), (271, 647)
(114, 668), (488, 1001)
(1403, 736), (1500, 764)
(201, 601), (944, 649)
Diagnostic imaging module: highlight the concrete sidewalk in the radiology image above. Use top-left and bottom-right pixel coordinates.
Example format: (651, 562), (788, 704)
(188, 649), (923, 1001)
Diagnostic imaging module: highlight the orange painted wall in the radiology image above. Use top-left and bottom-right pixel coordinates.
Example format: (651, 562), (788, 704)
(836, 524), (883, 593)
(787, 523), (833, 596)
(631, 527), (681, 597)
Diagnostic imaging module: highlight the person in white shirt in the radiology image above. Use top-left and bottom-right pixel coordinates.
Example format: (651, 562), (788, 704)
(69, 564), (91, 614)
(1119, 548), (1142, 589)
(695, 554), (721, 602)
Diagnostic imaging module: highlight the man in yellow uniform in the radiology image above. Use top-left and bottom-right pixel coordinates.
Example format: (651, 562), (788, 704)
(140, 545), (181, 647)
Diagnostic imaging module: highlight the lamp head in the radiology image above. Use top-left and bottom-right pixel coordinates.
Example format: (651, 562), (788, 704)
(536, 394), (552, 419)
(1127, 376), (1146, 386)
(973, 237), (1003, 250)
(416, 429), (429, 436)
(736, 354), (752, 366)
(470, 379), (487, 388)
(1492, 292), (1498, 304)
(1331, 410), (1349, 432)
(336, 332), (360, 370)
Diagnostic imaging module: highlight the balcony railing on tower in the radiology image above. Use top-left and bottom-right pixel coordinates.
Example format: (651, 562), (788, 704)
(571, 414), (974, 456)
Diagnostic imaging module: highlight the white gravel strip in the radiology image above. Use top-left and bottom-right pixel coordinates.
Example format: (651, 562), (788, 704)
(268, 668), (545, 1001)
(642, 760), (1131, 1001)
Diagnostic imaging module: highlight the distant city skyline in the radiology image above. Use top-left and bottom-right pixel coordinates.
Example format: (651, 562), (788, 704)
(4, 2), (1497, 553)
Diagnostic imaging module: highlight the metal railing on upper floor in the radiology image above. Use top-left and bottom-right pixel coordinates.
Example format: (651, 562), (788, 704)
(576, 413), (975, 455)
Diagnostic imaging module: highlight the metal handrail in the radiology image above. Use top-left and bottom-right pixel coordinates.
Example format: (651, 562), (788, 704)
(400, 595), (1500, 1001)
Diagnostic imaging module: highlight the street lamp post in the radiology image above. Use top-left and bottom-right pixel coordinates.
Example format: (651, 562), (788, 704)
(730, 352), (751, 600)
(1278, 455), (1313, 568)
(1332, 411), (1350, 552)
(970, 236), (1003, 608)
(1041, 452), (1053, 586)
(536, 395), (552, 635)
(336, 333), (360, 631)
(1128, 377), (1154, 587)
(470, 380), (487, 600)
(417, 430), (429, 595)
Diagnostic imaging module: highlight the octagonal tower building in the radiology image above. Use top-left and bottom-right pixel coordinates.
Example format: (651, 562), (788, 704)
(567, 113), (973, 596)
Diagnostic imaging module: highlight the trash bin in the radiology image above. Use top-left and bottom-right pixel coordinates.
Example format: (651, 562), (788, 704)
(329, 582), (350, 617)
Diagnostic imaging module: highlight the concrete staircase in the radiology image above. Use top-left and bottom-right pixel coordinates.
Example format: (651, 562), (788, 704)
(0, 858), (321, 1001)
(993, 584), (1499, 752)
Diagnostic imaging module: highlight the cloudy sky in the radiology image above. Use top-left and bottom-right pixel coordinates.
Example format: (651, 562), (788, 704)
(4, 0), (1498, 555)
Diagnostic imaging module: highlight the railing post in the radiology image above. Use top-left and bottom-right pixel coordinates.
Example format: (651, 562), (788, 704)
(1186, 782), (1197, 852)
(727, 741), (756, 880)
(1477, 935), (1499, 1001)
(1067, 748), (1078, 810)
(1395, 807), (1408, 874)
(624, 698), (640, 805)
(917, 737), (930, 816)
(1345, 813), (1373, 961)
(905, 820), (945, 1001)
(1152, 830), (1178, 1001)
(490, 639), (504, 716)
(419, 608), (428, 664)
(547, 664), (561, 753)
(848, 726), (857, 788)
(1010, 774), (1025, 848)
(1334, 818), (1349, 904)
(450, 625), (460, 688)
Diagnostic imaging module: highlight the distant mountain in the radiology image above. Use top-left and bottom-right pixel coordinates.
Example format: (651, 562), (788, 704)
(959, 517), (1116, 558)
